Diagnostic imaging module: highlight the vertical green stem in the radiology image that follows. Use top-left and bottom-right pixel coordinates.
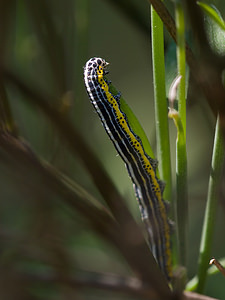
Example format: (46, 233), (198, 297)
(196, 116), (224, 293)
(175, 2), (188, 269)
(176, 4), (186, 137)
(151, 6), (172, 203)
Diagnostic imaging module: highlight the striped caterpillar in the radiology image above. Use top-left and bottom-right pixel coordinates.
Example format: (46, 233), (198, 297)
(84, 57), (172, 281)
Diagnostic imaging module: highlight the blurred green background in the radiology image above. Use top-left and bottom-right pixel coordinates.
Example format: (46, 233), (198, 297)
(0, 0), (225, 299)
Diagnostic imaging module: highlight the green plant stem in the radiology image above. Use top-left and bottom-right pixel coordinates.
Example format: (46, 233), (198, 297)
(196, 116), (224, 293)
(151, 6), (172, 203)
(186, 257), (225, 291)
(175, 2), (188, 269)
(176, 3), (186, 136)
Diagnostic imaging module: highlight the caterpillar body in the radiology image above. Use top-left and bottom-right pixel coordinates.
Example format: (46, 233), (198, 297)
(84, 57), (172, 281)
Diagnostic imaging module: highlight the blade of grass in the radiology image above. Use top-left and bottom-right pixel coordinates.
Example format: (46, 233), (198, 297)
(168, 103), (186, 276)
(150, 5), (172, 203)
(175, 1), (188, 270)
(196, 116), (224, 293)
(197, 2), (225, 31)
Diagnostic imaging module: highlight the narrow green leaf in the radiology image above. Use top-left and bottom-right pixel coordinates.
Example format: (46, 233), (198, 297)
(196, 117), (224, 293)
(174, 2), (188, 273)
(198, 2), (225, 55)
(151, 6), (172, 203)
(197, 2), (225, 31)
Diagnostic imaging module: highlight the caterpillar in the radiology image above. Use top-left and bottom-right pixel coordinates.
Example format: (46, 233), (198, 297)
(84, 57), (172, 281)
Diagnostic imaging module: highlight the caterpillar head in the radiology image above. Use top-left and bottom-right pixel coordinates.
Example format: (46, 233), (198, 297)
(85, 57), (109, 71)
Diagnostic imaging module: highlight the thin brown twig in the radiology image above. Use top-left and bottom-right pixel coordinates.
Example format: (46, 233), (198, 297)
(22, 270), (219, 300)
(0, 0), (17, 133)
(183, 291), (218, 300)
(209, 258), (225, 278)
(23, 270), (153, 299)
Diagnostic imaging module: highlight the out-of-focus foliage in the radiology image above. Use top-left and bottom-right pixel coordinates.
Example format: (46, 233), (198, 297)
(0, 0), (225, 300)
